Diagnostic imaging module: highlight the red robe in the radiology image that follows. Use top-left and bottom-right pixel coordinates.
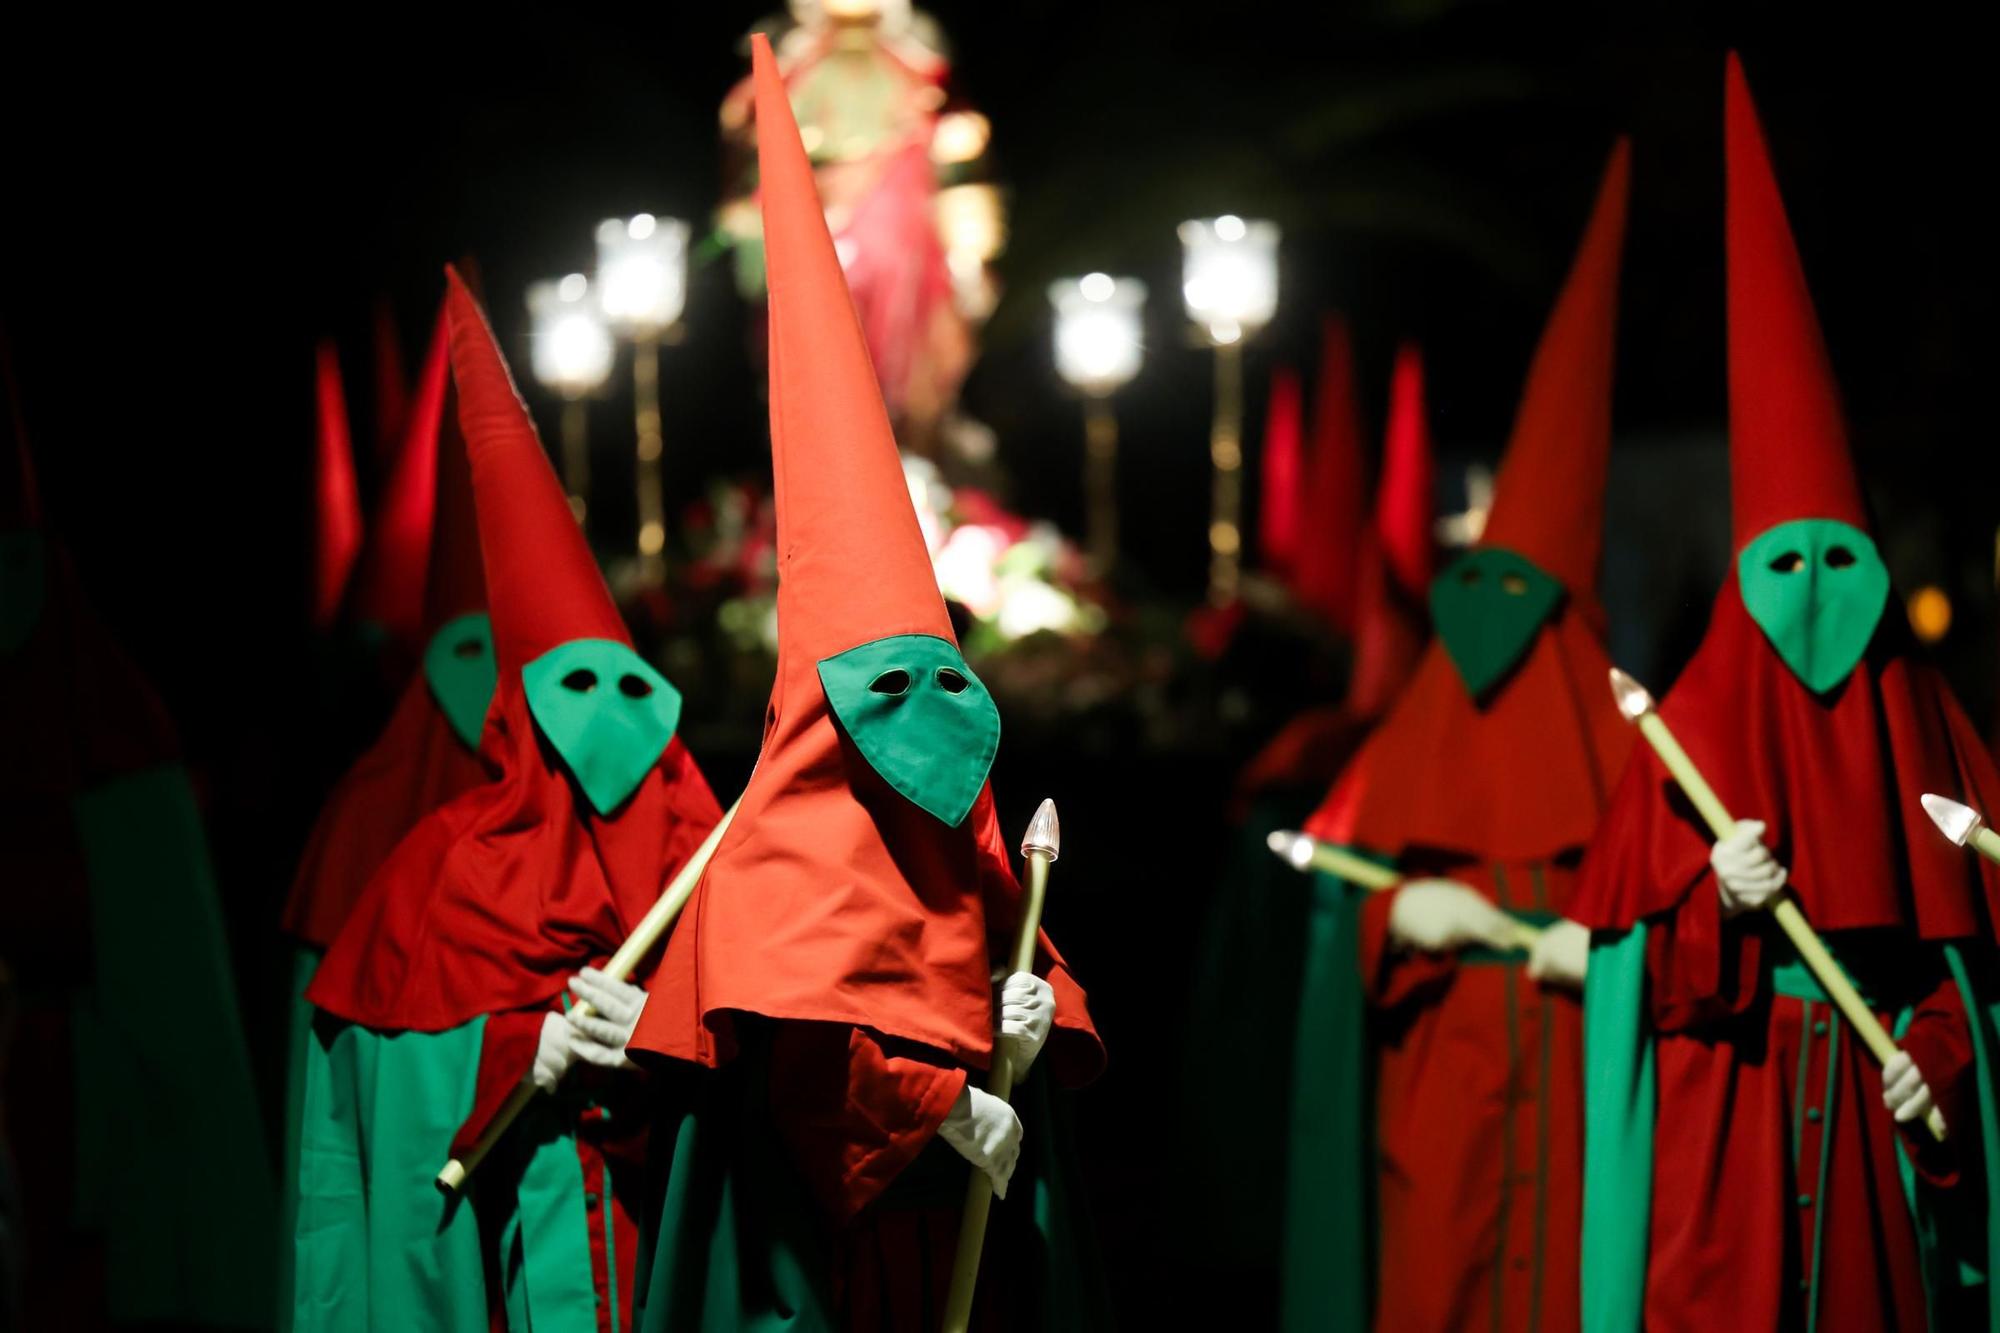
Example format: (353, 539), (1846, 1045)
(1570, 585), (2000, 1330)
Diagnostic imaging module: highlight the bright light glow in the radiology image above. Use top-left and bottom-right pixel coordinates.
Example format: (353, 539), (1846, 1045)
(931, 111), (992, 165)
(595, 215), (690, 334)
(638, 521), (665, 556)
(1178, 216), (1279, 344)
(1909, 584), (1953, 643)
(1049, 275), (1146, 395)
(996, 576), (1081, 640)
(935, 524), (1009, 617)
(526, 278), (614, 396)
(935, 183), (1005, 262)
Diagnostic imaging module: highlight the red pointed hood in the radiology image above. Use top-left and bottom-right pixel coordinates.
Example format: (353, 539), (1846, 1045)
(1724, 53), (1868, 548)
(1569, 58), (2000, 945)
(309, 272), (720, 1050)
(1293, 315), (1367, 632)
(1304, 141), (1633, 863)
(423, 381), (486, 630)
(627, 34), (1103, 1095)
(1257, 365), (1305, 579)
(1376, 343), (1436, 600)
(312, 339), (363, 631)
(443, 268), (627, 676)
(1476, 138), (1629, 596)
(349, 300), (449, 652)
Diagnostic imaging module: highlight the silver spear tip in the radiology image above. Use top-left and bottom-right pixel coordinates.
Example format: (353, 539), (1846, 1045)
(1267, 829), (1316, 871)
(1921, 793), (1984, 847)
(1609, 667), (1656, 721)
(1022, 799), (1060, 861)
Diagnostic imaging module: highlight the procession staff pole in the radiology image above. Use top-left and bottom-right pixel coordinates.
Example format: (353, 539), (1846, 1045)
(1610, 668), (1946, 1141)
(1267, 828), (1546, 953)
(941, 799), (1059, 1333)
(436, 798), (741, 1191)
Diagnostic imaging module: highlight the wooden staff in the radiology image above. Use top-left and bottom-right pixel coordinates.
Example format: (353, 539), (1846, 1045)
(435, 798), (740, 1192)
(1266, 828), (1546, 953)
(1610, 668), (1946, 1141)
(940, 799), (1059, 1333)
(1920, 792), (2000, 866)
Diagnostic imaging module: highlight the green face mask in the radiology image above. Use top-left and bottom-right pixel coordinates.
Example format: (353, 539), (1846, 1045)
(522, 639), (684, 817)
(1429, 546), (1565, 699)
(0, 531), (46, 657)
(422, 612), (498, 750)
(817, 633), (1001, 828)
(1737, 518), (1889, 695)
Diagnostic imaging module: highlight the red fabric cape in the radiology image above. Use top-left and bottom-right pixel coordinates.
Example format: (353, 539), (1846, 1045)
(1567, 575), (2000, 939)
(1304, 602), (1632, 861)
(305, 672), (721, 1030)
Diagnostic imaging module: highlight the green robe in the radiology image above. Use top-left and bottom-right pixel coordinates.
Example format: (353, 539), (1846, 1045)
(292, 1013), (608, 1333)
(71, 763), (277, 1328)
(633, 1040), (1110, 1332)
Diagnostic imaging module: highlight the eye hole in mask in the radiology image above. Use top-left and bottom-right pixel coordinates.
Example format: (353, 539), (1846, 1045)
(1736, 518), (1890, 695)
(562, 668), (598, 693)
(936, 666), (969, 694)
(454, 635), (485, 659)
(619, 673), (653, 699)
(870, 669), (912, 696)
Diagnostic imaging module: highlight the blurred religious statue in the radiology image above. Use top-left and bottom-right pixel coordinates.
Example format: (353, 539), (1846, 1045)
(719, 0), (1003, 459)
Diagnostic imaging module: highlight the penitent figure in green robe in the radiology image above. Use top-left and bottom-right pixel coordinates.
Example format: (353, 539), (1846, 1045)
(1, 354), (275, 1329)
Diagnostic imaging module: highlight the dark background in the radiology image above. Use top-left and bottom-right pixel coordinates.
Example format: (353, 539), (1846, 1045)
(5, 3), (1996, 1325)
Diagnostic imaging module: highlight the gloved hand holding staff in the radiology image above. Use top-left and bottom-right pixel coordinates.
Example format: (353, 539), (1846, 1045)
(1610, 668), (1946, 1141)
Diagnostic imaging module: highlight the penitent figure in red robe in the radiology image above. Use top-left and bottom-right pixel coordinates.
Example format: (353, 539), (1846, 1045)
(624, 34), (1106, 1333)
(296, 271), (723, 1332)
(1570, 56), (2000, 1333)
(1284, 140), (1636, 1332)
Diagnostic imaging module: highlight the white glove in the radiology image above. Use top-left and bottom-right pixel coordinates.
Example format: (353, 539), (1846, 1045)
(999, 972), (1055, 1077)
(1712, 819), (1786, 917)
(936, 1084), (1022, 1199)
(1388, 879), (1516, 954)
(1526, 919), (1590, 990)
(1882, 1051), (1943, 1132)
(529, 968), (648, 1093)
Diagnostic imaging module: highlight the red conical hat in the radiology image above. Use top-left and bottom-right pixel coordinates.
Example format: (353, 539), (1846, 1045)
(349, 300), (448, 652)
(443, 268), (627, 675)
(1477, 138), (1629, 595)
(1376, 342), (1436, 600)
(423, 381), (485, 631)
(1724, 53), (1868, 548)
(1293, 315), (1367, 632)
(1257, 364), (1304, 579)
(1305, 140), (1633, 862)
(308, 271), (719, 1051)
(629, 34), (1103, 1087)
(311, 339), (363, 631)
